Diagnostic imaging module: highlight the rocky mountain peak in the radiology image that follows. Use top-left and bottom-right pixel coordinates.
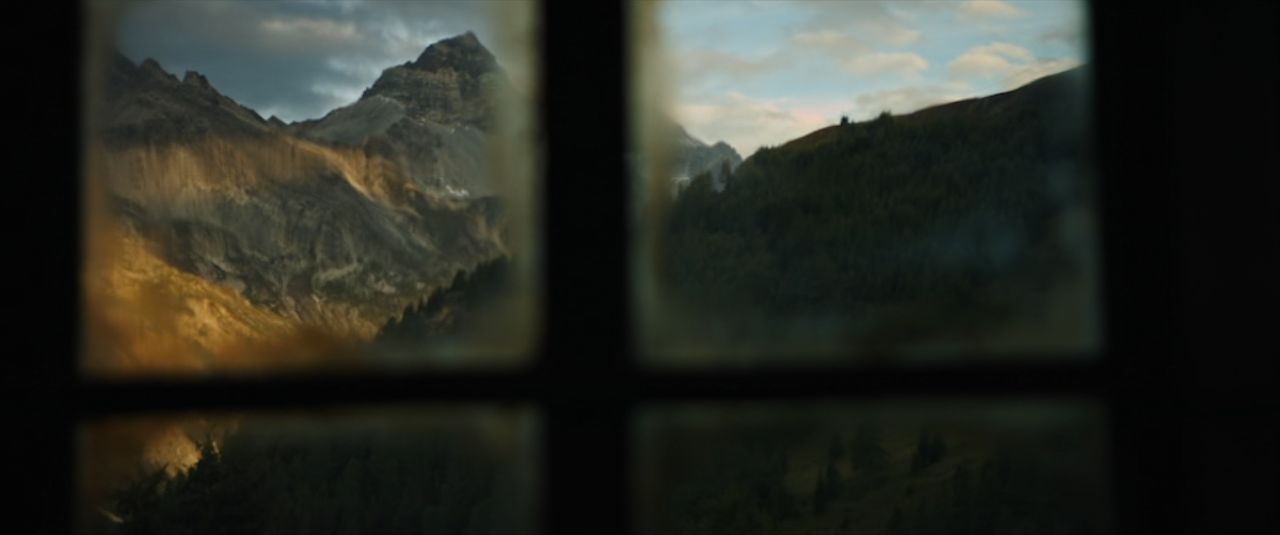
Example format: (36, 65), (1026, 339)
(138, 57), (177, 83)
(101, 52), (271, 144)
(664, 119), (743, 192)
(183, 70), (214, 91)
(138, 57), (163, 72)
(411, 31), (496, 76)
(360, 31), (508, 129)
(110, 51), (136, 74)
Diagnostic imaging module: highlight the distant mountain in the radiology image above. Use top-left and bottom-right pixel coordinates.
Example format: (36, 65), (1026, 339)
(86, 33), (511, 373)
(660, 67), (1094, 356)
(672, 124), (742, 192)
(102, 54), (274, 144)
(362, 31), (506, 128)
(289, 31), (512, 198)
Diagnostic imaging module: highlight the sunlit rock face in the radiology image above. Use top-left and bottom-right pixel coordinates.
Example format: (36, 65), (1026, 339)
(365, 31), (505, 128)
(290, 31), (513, 199)
(86, 33), (511, 373)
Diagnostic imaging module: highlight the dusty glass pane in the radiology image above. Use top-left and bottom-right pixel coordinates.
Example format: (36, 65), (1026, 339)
(632, 0), (1101, 365)
(77, 406), (540, 534)
(635, 401), (1111, 534)
(80, 0), (540, 376)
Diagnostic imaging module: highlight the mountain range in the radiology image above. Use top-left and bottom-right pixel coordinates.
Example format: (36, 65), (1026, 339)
(84, 30), (1087, 371)
(84, 32), (512, 373)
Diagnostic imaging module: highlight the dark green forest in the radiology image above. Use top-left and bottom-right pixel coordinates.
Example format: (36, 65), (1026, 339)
(660, 68), (1092, 352)
(376, 256), (513, 344)
(637, 406), (1111, 534)
(96, 417), (533, 535)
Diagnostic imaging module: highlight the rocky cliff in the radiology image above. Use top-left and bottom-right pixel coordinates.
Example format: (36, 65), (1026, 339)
(85, 33), (512, 374)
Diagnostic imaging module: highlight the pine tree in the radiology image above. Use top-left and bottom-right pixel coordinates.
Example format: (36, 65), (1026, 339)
(912, 430), (949, 475)
(952, 461), (973, 507)
(812, 472), (829, 516)
(931, 433), (948, 464)
(849, 422), (888, 475)
(887, 506), (904, 535)
(911, 431), (929, 475)
(825, 461), (841, 498)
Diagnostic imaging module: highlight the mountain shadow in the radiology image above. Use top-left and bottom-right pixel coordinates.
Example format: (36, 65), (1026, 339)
(658, 67), (1095, 359)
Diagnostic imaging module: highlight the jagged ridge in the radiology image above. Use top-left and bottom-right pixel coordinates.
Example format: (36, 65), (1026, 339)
(88, 34), (513, 373)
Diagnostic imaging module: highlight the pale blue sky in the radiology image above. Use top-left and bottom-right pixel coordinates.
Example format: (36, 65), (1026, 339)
(658, 0), (1088, 155)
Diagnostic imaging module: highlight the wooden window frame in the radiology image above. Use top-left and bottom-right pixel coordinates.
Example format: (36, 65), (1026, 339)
(32, 1), (1208, 534)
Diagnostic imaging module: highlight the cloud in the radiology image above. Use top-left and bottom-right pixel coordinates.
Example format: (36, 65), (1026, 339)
(1040, 22), (1085, 47)
(849, 20), (921, 47)
(788, 0), (941, 32)
(259, 18), (358, 41)
(792, 22), (917, 51)
(792, 30), (865, 50)
(668, 1), (931, 99)
(788, 1), (923, 47)
(660, 0), (1084, 153)
(842, 52), (930, 78)
(678, 49), (784, 84)
(947, 42), (1034, 78)
(791, 29), (926, 81)
(948, 42), (1080, 89)
(677, 92), (850, 156)
(309, 82), (364, 108)
(957, 0), (1026, 20)
(848, 82), (977, 120)
(108, 0), (505, 122)
(1001, 58), (1083, 89)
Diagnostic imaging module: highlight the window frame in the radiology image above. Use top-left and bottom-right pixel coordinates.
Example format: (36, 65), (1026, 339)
(39, 1), (1192, 534)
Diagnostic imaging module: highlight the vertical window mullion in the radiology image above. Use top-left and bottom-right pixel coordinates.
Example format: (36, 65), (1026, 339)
(539, 0), (631, 533)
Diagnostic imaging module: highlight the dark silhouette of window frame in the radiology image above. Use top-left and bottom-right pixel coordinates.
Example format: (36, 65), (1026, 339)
(41, 1), (1256, 534)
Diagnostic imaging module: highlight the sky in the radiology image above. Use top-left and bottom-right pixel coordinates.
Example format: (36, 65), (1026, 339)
(659, 0), (1088, 156)
(105, 0), (524, 123)
(100, 1), (1084, 154)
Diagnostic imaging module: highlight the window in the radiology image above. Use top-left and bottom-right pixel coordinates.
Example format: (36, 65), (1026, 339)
(78, 406), (541, 533)
(632, 0), (1101, 366)
(49, 1), (1191, 534)
(80, 0), (541, 377)
(634, 401), (1112, 534)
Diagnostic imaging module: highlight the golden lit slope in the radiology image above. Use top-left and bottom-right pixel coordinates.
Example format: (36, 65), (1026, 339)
(100, 134), (422, 210)
(82, 226), (359, 376)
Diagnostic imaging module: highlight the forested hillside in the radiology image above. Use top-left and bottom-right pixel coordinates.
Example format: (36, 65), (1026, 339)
(92, 414), (534, 534)
(376, 256), (513, 344)
(637, 405), (1110, 534)
(659, 67), (1093, 356)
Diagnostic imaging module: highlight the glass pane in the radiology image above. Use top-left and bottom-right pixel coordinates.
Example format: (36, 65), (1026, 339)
(631, 0), (1101, 365)
(635, 401), (1111, 534)
(80, 1), (540, 376)
(77, 406), (540, 534)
